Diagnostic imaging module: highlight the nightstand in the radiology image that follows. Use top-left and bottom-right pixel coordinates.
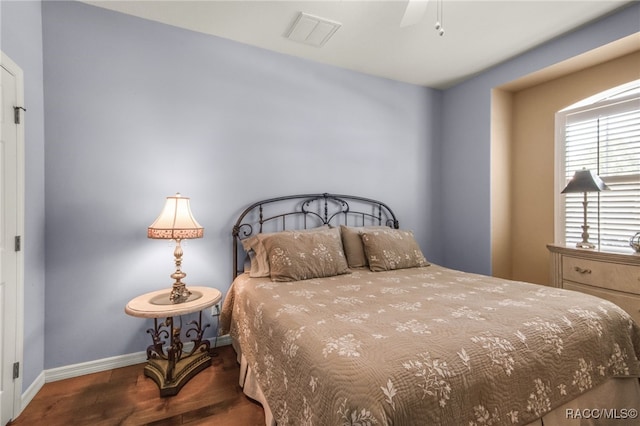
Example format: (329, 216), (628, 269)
(547, 245), (640, 325)
(125, 286), (222, 396)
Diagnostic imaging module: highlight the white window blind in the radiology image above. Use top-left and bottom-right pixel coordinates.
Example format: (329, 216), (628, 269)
(559, 92), (640, 252)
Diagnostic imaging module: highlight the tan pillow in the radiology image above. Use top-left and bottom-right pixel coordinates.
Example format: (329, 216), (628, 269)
(241, 234), (270, 277)
(361, 229), (429, 272)
(262, 227), (350, 281)
(340, 225), (389, 268)
(242, 226), (330, 278)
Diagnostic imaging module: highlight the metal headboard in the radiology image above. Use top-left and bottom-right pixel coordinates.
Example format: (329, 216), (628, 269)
(232, 193), (399, 278)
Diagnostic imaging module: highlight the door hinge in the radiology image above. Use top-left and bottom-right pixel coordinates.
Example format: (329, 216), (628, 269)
(13, 362), (19, 380)
(15, 235), (21, 252)
(14, 106), (26, 124)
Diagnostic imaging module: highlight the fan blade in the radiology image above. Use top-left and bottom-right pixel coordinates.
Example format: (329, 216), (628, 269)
(400, 0), (429, 27)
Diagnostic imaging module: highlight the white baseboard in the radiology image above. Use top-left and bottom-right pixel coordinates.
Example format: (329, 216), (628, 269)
(18, 370), (45, 418)
(43, 334), (231, 383)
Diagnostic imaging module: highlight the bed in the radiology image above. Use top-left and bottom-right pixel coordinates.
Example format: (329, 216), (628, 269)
(220, 193), (640, 426)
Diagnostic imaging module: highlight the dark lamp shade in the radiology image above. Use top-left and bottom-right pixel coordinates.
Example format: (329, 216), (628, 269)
(561, 169), (610, 194)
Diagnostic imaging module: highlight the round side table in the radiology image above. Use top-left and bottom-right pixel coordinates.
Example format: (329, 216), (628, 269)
(125, 286), (222, 396)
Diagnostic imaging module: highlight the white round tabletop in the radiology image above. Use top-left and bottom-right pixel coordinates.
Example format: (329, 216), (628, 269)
(125, 286), (222, 318)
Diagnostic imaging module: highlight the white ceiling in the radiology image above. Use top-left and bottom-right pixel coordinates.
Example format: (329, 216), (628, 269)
(82, 0), (634, 88)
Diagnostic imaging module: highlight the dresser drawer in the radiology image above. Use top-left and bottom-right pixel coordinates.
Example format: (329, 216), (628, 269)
(563, 281), (640, 326)
(562, 256), (640, 295)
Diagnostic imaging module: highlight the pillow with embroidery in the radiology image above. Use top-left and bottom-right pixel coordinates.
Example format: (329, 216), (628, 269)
(262, 227), (350, 281)
(340, 225), (389, 268)
(241, 226), (329, 278)
(361, 229), (429, 271)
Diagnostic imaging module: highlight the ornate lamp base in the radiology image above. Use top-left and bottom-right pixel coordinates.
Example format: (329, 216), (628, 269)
(577, 222), (595, 250)
(169, 239), (192, 304)
(170, 284), (192, 304)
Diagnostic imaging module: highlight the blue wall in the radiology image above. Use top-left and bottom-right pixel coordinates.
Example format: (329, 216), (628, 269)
(41, 1), (441, 369)
(1, 0), (46, 391)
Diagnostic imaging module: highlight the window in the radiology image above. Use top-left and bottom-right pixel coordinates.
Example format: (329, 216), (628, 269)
(556, 80), (640, 252)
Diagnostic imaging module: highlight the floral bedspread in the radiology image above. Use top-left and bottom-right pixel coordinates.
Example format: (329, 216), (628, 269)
(220, 265), (640, 426)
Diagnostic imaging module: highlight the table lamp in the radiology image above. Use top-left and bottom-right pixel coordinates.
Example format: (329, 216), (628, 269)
(148, 193), (204, 303)
(561, 169), (609, 249)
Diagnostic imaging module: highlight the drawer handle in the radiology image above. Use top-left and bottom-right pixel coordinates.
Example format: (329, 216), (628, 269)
(574, 266), (592, 274)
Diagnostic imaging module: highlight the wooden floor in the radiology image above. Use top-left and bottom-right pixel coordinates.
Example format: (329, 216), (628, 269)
(9, 345), (265, 426)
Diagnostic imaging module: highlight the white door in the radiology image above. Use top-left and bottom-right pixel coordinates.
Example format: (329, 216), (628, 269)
(0, 52), (24, 426)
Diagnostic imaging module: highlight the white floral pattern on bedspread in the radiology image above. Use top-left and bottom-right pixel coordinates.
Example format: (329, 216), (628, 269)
(220, 265), (640, 426)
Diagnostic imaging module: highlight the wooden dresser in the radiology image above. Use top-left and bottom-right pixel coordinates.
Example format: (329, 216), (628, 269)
(547, 245), (640, 325)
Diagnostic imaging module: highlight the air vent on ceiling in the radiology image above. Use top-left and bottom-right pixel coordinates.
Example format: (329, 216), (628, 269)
(285, 12), (341, 47)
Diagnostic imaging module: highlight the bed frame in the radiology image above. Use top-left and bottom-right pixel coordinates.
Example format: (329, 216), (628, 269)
(226, 193), (640, 426)
(231, 193), (399, 278)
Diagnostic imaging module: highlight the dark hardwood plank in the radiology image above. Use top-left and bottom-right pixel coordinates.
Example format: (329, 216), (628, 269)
(9, 345), (265, 426)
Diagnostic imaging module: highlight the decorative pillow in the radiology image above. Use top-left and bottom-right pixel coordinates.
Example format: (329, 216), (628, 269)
(262, 227), (350, 281)
(361, 229), (429, 272)
(242, 226), (329, 278)
(340, 225), (389, 268)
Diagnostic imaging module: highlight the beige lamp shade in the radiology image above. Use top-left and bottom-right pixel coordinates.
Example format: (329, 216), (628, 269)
(148, 193), (204, 240)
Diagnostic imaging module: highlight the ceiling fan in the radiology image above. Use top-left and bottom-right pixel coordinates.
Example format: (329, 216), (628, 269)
(400, 0), (445, 35)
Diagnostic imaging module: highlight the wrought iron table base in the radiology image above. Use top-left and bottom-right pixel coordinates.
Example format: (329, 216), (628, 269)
(145, 312), (211, 396)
